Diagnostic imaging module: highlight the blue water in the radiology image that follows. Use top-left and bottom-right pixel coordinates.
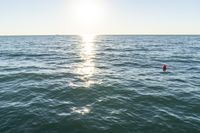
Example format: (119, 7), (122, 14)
(0, 35), (200, 133)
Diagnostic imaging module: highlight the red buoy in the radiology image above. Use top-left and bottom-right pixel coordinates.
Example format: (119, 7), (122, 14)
(162, 64), (167, 72)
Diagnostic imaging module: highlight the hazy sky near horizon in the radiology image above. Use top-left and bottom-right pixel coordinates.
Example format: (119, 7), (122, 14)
(0, 0), (200, 35)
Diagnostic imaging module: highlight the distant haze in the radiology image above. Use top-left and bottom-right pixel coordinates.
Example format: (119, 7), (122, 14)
(0, 0), (200, 35)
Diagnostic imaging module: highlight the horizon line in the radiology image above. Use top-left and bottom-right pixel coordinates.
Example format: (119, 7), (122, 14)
(0, 33), (200, 36)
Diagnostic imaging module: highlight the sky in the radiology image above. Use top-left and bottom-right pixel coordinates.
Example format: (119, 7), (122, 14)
(0, 0), (200, 35)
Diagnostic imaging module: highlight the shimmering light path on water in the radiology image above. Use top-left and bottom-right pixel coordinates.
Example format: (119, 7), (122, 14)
(0, 35), (200, 133)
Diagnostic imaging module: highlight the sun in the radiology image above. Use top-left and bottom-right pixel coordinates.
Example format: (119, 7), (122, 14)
(69, 0), (104, 25)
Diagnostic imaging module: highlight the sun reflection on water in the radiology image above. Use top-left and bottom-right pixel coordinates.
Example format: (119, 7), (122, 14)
(76, 34), (96, 87)
(71, 106), (91, 115)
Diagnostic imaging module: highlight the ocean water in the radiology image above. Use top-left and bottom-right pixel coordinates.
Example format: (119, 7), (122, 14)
(0, 35), (200, 133)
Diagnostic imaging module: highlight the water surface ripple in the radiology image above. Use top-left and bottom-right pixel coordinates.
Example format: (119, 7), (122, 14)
(0, 35), (200, 133)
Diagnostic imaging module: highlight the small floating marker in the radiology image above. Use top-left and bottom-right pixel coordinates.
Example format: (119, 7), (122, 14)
(162, 64), (167, 72)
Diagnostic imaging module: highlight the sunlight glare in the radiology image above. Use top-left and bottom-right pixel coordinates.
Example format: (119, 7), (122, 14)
(69, 0), (104, 25)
